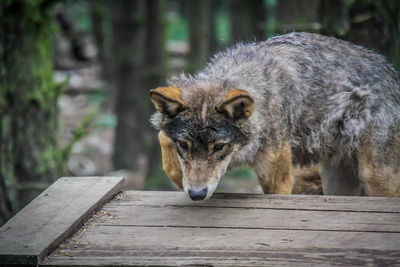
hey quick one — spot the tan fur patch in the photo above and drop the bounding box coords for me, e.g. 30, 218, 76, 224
150, 86, 186, 114
292, 165, 322, 195
158, 131, 183, 189
152, 86, 183, 102
251, 141, 294, 194
225, 89, 250, 100
358, 143, 400, 197
218, 89, 254, 118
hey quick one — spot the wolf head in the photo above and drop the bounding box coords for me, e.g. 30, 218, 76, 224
150, 86, 254, 200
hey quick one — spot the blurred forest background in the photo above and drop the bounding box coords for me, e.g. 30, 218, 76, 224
1, 0, 399, 225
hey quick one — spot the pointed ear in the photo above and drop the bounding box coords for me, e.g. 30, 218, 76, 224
149, 86, 186, 117
217, 89, 254, 120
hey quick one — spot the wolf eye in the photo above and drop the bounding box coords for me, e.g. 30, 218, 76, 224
178, 141, 188, 150
213, 143, 225, 152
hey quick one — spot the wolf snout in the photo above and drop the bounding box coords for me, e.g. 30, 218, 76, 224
188, 188, 208, 201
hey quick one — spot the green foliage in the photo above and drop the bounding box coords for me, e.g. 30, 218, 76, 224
226, 167, 256, 180
165, 7, 232, 45
95, 113, 117, 128
62, 110, 98, 162
216, 10, 231, 46
166, 12, 188, 41
89, 90, 108, 106
265, 0, 276, 37
64, 0, 92, 33
145, 164, 176, 190
343, 0, 356, 8
0, 0, 61, 108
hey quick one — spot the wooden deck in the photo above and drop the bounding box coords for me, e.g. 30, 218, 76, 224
1, 177, 400, 266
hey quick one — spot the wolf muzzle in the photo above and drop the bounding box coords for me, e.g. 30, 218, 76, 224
188, 187, 208, 201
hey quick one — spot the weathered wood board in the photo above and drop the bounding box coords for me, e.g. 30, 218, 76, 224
42, 191, 400, 266
0, 176, 124, 265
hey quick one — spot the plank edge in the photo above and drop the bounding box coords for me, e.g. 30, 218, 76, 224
0, 176, 125, 265
38, 176, 125, 261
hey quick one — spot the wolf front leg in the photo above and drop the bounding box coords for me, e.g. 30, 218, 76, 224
158, 131, 183, 189
357, 140, 400, 197
251, 141, 294, 194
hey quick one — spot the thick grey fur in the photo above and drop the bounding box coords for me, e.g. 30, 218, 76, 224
152, 32, 400, 195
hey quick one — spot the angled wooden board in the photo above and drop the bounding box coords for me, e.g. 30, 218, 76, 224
42, 191, 400, 266
0, 176, 124, 265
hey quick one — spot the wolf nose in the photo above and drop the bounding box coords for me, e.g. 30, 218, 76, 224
188, 188, 208, 201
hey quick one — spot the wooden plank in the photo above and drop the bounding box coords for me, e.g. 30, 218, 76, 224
41, 226, 400, 266
119, 191, 400, 213
0, 176, 124, 265
98, 205, 400, 233
41, 191, 400, 266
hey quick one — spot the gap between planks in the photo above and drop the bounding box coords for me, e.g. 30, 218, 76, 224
95, 224, 400, 234
106, 203, 400, 214
114, 191, 400, 213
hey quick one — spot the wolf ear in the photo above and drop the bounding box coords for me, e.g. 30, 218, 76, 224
217, 89, 254, 120
149, 86, 186, 117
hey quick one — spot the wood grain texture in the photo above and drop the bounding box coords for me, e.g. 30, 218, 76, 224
98, 205, 400, 232
0, 176, 124, 265
42, 191, 400, 266
42, 227, 400, 266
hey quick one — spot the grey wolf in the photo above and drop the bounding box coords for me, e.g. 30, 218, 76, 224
150, 32, 400, 201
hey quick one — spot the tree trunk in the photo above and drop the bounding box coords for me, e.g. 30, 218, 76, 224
319, 0, 347, 37
112, 1, 148, 174
90, 1, 106, 77
250, 0, 267, 41
0, 0, 62, 221
186, 0, 211, 73
346, 0, 400, 69
229, 0, 267, 43
208, 1, 218, 57
319, 0, 400, 69
229, 0, 253, 43
0, 178, 12, 225
143, 0, 168, 185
